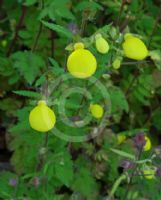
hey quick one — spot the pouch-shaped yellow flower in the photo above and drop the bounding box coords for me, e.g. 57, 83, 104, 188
89, 104, 104, 119
95, 34, 109, 54
29, 100, 56, 132
67, 42, 97, 79
143, 136, 151, 151
117, 133, 126, 144
143, 169, 155, 180
122, 34, 148, 60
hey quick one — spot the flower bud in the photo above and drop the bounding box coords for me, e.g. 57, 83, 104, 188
133, 133, 146, 150
89, 104, 104, 119
143, 169, 155, 180
9, 178, 18, 187
112, 57, 122, 69
67, 23, 78, 34
120, 159, 134, 170
31, 176, 40, 187
143, 136, 151, 151
95, 33, 109, 54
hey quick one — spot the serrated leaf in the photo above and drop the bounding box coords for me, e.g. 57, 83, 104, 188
109, 86, 129, 113
11, 51, 45, 85
135, 86, 151, 97
35, 75, 46, 87
42, 21, 73, 38
54, 152, 73, 186
49, 57, 64, 75
75, 1, 103, 12
72, 168, 97, 198
49, 0, 75, 20
133, 89, 150, 105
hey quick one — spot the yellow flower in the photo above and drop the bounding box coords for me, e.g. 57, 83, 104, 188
143, 169, 155, 180
67, 42, 97, 79
117, 133, 126, 144
112, 58, 122, 69
95, 33, 109, 54
143, 136, 151, 151
89, 104, 104, 119
29, 100, 56, 132
122, 33, 148, 60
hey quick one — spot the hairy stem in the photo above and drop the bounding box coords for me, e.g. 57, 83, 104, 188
125, 72, 138, 97
32, 23, 43, 52
109, 173, 127, 199
122, 148, 143, 200
116, 0, 126, 27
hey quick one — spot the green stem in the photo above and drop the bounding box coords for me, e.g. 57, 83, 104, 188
109, 173, 127, 199
122, 148, 143, 200
116, 0, 126, 27
80, 11, 88, 36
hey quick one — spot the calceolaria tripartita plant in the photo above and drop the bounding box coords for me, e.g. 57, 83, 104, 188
0, 0, 161, 199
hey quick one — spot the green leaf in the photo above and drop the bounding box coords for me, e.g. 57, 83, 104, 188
133, 74, 154, 105
110, 148, 135, 160
109, 86, 129, 113
19, 30, 31, 39
13, 90, 41, 98
54, 152, 74, 186
23, 0, 37, 6
11, 51, 45, 85
49, 57, 64, 75
35, 74, 46, 87
0, 56, 14, 77
72, 168, 97, 198
0, 172, 17, 198
49, 0, 75, 20
75, 1, 103, 12
42, 21, 73, 38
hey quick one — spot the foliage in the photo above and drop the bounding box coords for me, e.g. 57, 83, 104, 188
0, 0, 161, 199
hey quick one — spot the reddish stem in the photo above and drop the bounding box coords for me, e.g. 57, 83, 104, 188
7, 6, 27, 57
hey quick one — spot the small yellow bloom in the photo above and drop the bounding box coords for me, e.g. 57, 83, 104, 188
89, 104, 104, 119
122, 33, 148, 60
67, 42, 97, 79
95, 34, 109, 54
112, 58, 122, 69
143, 136, 151, 151
143, 169, 155, 180
29, 100, 56, 132
117, 133, 126, 144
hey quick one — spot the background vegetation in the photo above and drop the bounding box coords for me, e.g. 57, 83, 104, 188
0, 0, 161, 199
